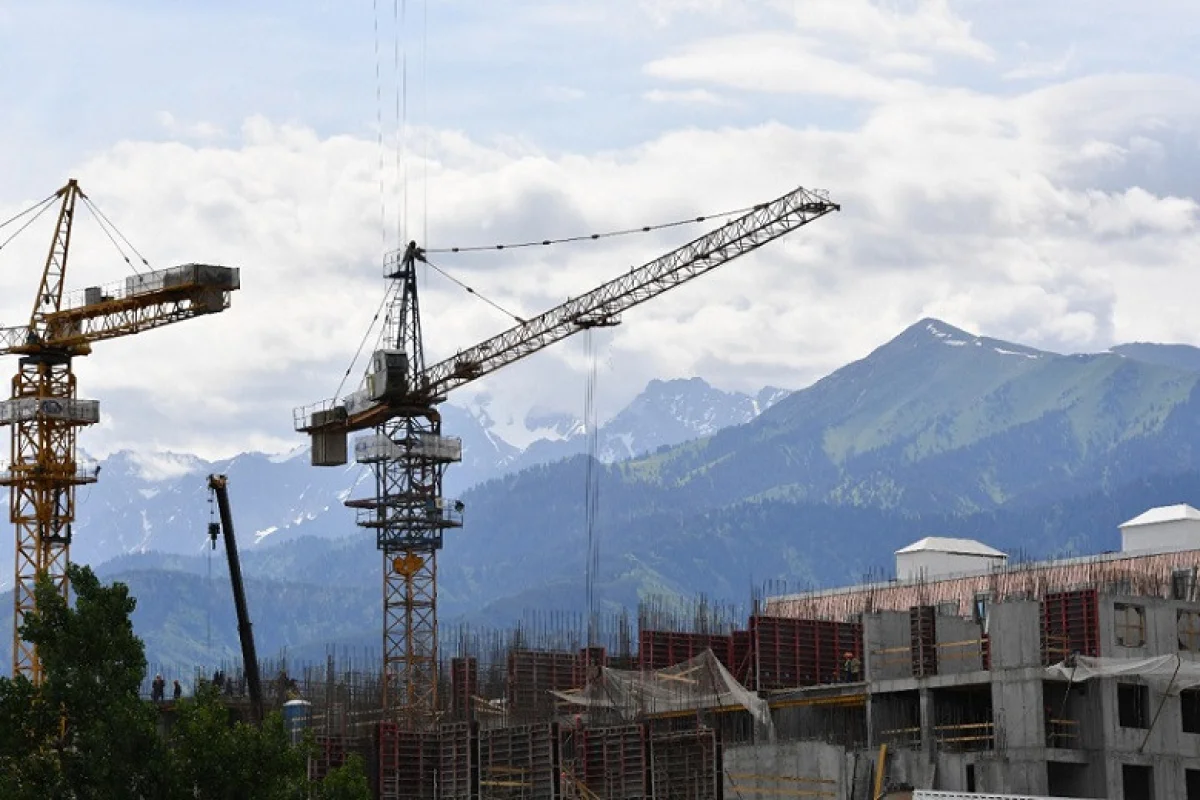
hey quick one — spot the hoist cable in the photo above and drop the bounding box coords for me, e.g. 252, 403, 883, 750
373, 0, 388, 255
422, 0, 429, 249
424, 201, 764, 254
422, 256, 525, 324
583, 329, 601, 646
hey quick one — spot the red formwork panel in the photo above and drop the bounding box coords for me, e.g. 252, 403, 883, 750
439, 721, 478, 800
637, 629, 734, 671
378, 723, 399, 800
576, 646, 608, 685
479, 722, 561, 800
309, 733, 347, 782
649, 729, 722, 800
451, 657, 479, 721
910, 605, 938, 678
728, 630, 754, 687
393, 727, 440, 800
1041, 589, 1100, 666
506, 649, 580, 715
750, 616, 864, 690
561, 723, 650, 800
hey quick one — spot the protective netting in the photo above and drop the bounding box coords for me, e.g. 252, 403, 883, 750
1046, 654, 1200, 694
551, 649, 775, 738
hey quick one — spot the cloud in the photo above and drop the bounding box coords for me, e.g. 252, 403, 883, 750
0, 2, 1198, 462
642, 89, 730, 106
1004, 46, 1076, 80
155, 111, 225, 141
774, 0, 994, 62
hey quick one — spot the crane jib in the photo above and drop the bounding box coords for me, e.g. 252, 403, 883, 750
294, 184, 838, 440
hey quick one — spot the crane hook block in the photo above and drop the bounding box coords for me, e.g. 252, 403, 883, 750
208, 521, 220, 548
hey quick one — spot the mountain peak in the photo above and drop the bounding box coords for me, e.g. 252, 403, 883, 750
894, 317, 1047, 360
912, 317, 975, 343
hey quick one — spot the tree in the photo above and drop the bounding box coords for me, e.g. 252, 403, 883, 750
0, 565, 372, 798
313, 755, 372, 800
166, 683, 309, 799
0, 564, 170, 798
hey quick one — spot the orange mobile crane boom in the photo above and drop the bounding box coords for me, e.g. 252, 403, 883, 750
295, 185, 838, 728
0, 179, 241, 682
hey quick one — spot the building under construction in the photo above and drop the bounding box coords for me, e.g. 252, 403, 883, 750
215, 502, 1200, 799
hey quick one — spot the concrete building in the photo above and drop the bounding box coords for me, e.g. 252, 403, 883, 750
735, 503, 1200, 800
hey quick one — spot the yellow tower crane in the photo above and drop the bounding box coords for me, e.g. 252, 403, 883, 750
296, 185, 839, 729
0, 179, 241, 682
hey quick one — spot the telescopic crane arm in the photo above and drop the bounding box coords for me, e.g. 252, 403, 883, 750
207, 474, 265, 726
295, 185, 839, 442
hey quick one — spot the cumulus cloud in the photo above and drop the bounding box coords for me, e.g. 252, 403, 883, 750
0, 1, 1198, 461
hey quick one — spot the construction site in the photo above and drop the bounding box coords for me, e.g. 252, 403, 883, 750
157, 502, 1196, 800
6, 177, 1200, 800
0, 37, 1192, 800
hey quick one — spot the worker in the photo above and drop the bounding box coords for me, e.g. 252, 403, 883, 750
151, 673, 165, 703
173, 679, 182, 701
842, 652, 861, 682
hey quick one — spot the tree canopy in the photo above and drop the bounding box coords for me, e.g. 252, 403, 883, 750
0, 564, 369, 799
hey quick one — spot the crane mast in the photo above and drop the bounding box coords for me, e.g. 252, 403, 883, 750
0, 179, 240, 682
296, 184, 839, 728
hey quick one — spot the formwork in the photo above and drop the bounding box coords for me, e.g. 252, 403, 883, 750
577, 646, 608, 680
638, 629, 732, 671
649, 729, 722, 800
479, 722, 561, 799
507, 650, 579, 716
567, 723, 649, 800
1040, 589, 1100, 665
750, 616, 863, 690
451, 657, 478, 721
728, 631, 754, 685
910, 606, 938, 678
439, 722, 478, 800
377, 722, 440, 800
309, 733, 348, 781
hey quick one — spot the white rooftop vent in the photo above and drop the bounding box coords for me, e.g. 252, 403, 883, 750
895, 536, 1007, 581
1119, 504, 1200, 554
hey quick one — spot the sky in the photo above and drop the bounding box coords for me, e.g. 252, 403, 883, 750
0, 0, 1198, 460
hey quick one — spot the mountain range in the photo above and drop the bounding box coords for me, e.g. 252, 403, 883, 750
6, 317, 1200, 673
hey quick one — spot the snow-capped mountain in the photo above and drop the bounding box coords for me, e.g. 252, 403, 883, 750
0, 377, 789, 587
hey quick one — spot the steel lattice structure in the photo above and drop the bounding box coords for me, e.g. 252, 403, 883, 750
296, 184, 840, 727
0, 180, 240, 682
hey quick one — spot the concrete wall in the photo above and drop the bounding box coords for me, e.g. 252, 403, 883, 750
896, 551, 1005, 581
722, 741, 873, 800
988, 600, 1041, 670
1122, 518, 1200, 554
866, 611, 914, 681
933, 615, 986, 675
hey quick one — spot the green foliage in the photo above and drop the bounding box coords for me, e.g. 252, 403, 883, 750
166, 684, 309, 799
312, 754, 372, 800
0, 563, 170, 799
0, 565, 371, 799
